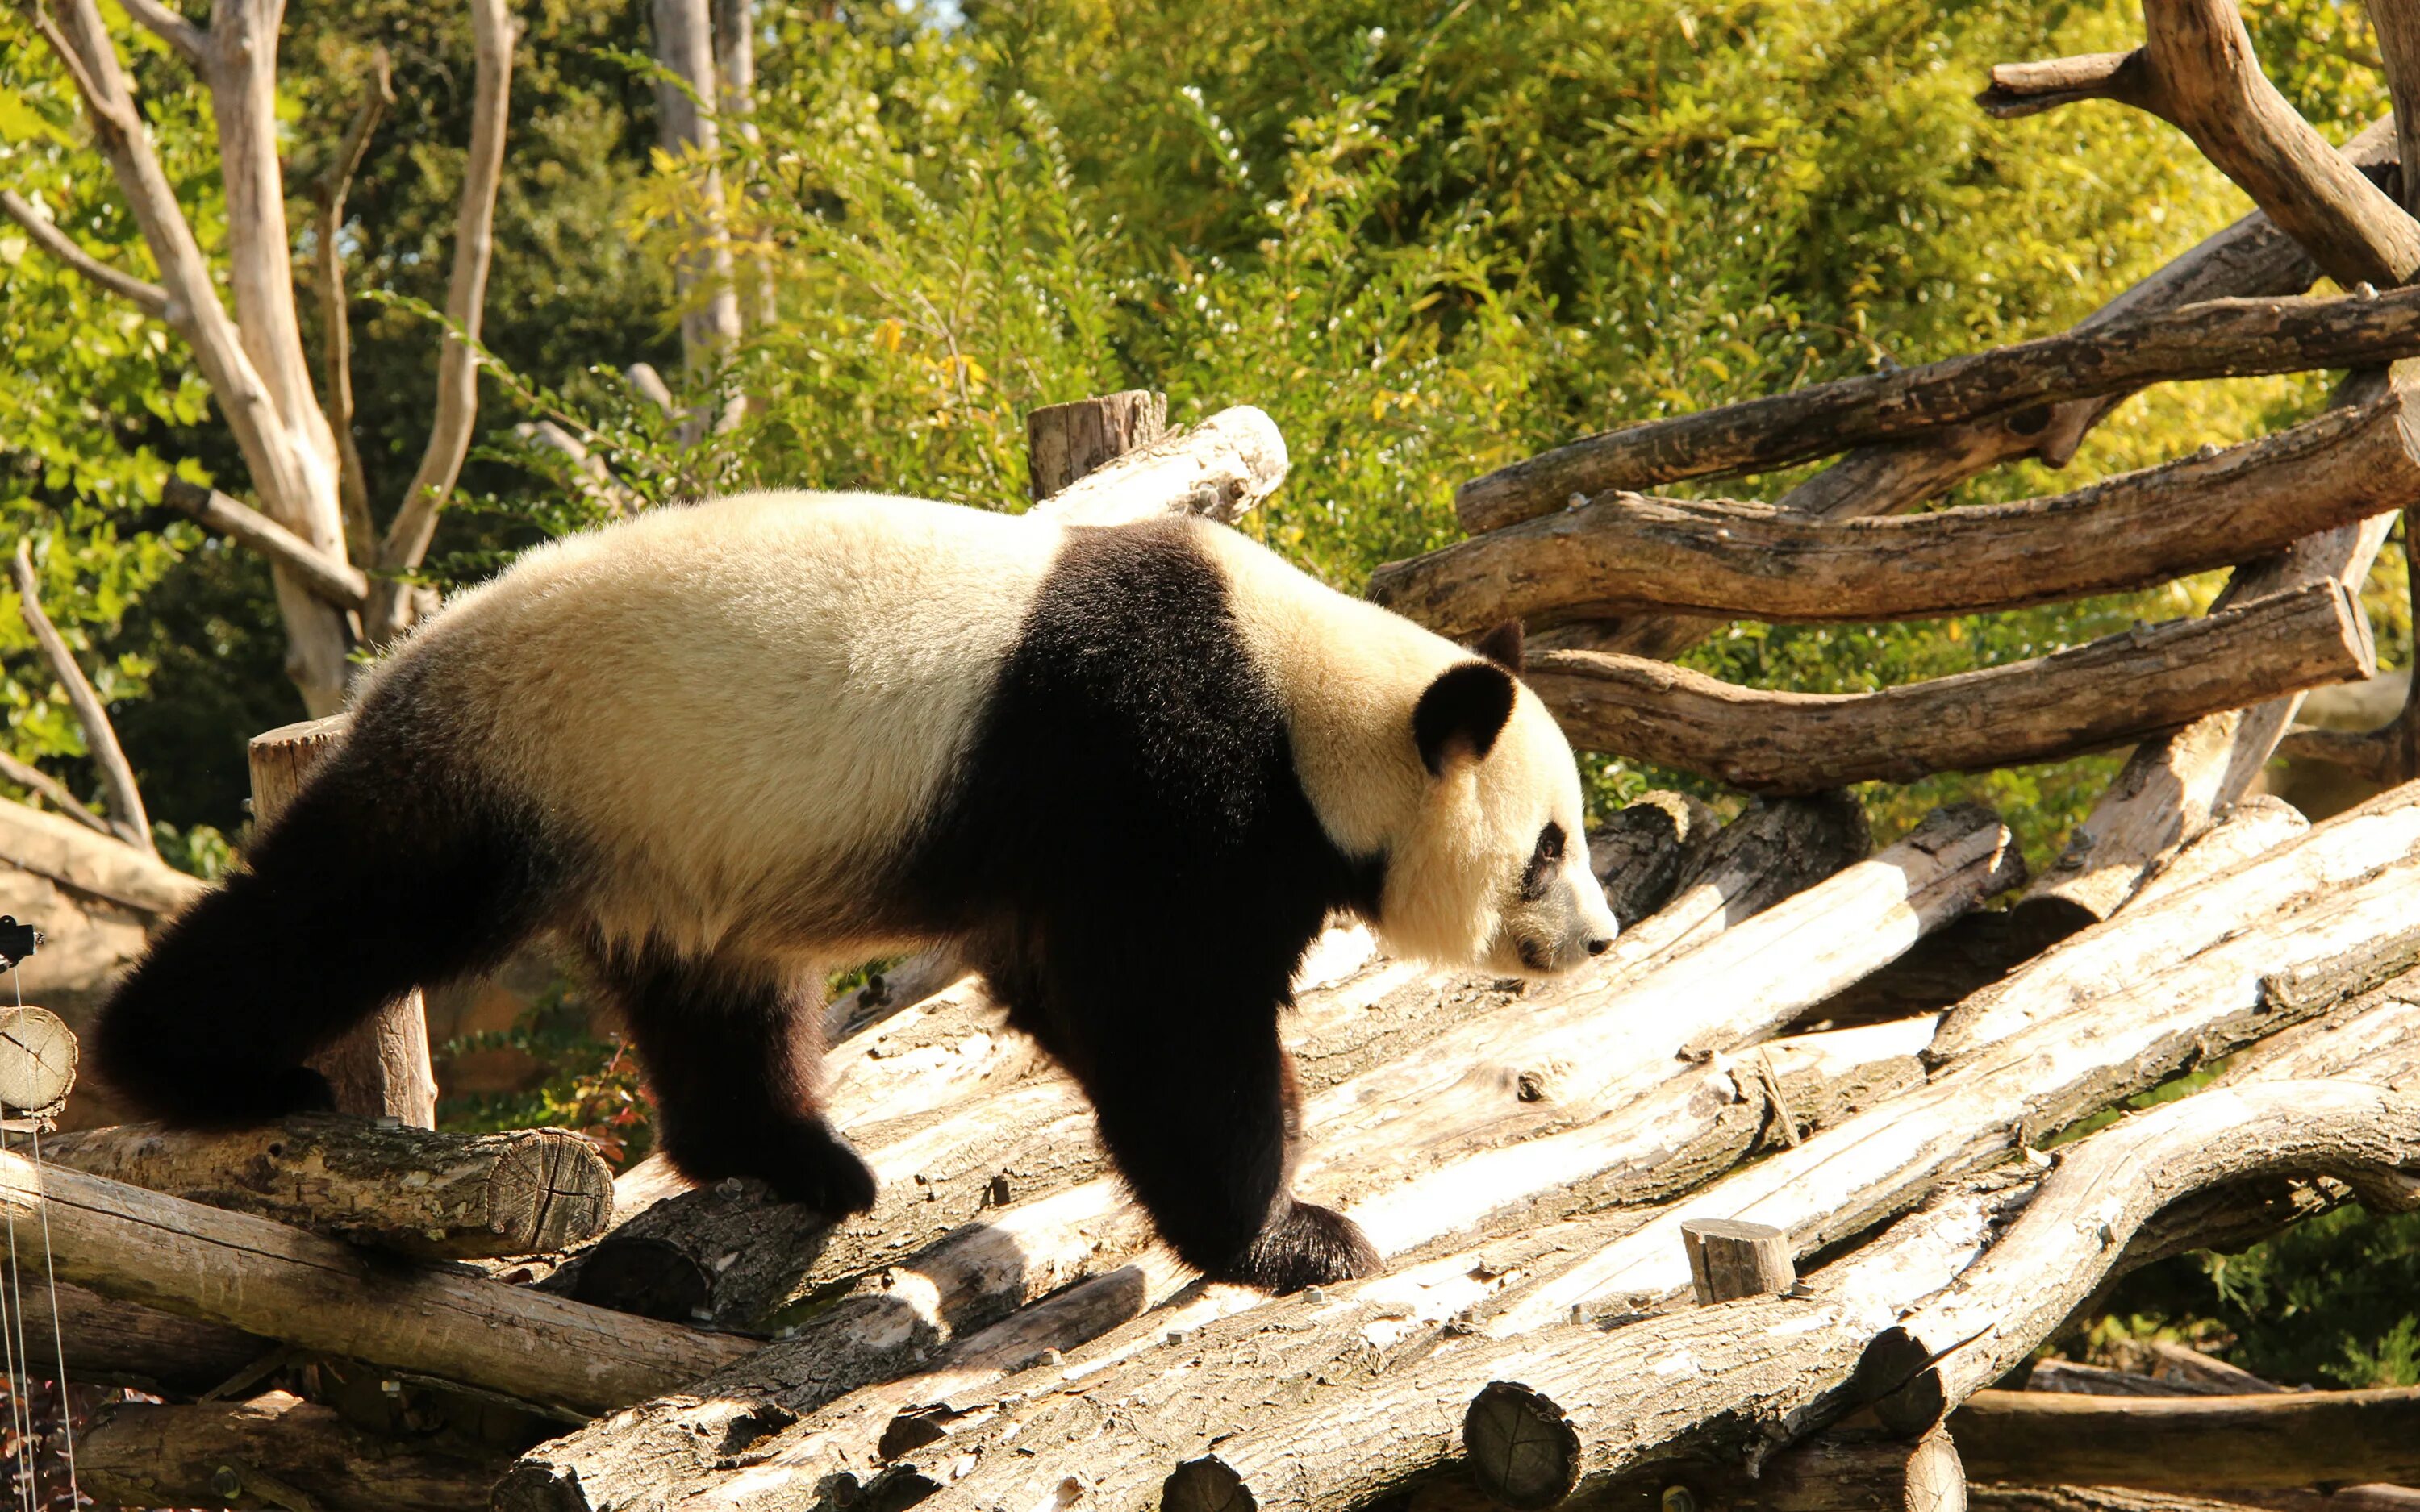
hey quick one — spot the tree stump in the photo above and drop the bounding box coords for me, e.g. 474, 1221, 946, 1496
1028, 390, 1168, 500
249, 716, 437, 1127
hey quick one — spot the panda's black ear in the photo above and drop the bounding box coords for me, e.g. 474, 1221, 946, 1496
1414, 661, 1517, 776
1472, 619, 1525, 673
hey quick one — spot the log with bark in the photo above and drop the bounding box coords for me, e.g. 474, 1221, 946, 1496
79, 1389, 509, 1512
19, 1278, 272, 1396
1379, 394, 2420, 637
1948, 1387, 2420, 1492
44, 1114, 615, 1259
0, 1148, 750, 1416
1450, 286, 2420, 534
1526, 581, 2373, 793
0, 1003, 77, 1120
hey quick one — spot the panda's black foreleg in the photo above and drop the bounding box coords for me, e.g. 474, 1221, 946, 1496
587, 944, 876, 1215
1069, 989, 1378, 1293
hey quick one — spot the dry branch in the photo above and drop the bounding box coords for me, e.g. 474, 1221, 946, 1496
0, 793, 206, 915
1992, 2, 2420, 292
311, 48, 395, 560
1452, 286, 2420, 531
1383, 394, 2420, 635
46, 1114, 614, 1259
12, 539, 154, 853
0, 749, 110, 836
0, 1148, 751, 1416
81, 1390, 507, 1512
1852, 1081, 2420, 1435
0, 188, 167, 314
159, 477, 370, 611
1951, 1386, 2420, 1491
1529, 581, 2372, 792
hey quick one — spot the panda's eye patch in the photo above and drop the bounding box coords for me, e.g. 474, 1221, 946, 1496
1521, 823, 1567, 900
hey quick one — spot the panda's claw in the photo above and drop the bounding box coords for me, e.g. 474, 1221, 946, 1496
762, 1119, 878, 1216
1229, 1201, 1381, 1293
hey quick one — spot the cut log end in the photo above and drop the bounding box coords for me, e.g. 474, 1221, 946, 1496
1679, 1216, 1795, 1303
1028, 390, 1168, 500
1463, 1381, 1583, 1511
490, 1128, 617, 1252
1855, 1325, 1955, 1436
1164, 1455, 1258, 1512
0, 1005, 77, 1118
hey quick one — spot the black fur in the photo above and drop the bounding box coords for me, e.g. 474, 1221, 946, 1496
91, 514, 1398, 1292
1412, 660, 1516, 775
1472, 619, 1525, 672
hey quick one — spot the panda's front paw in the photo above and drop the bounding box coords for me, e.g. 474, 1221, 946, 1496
763, 1118, 878, 1216
1229, 1202, 1381, 1293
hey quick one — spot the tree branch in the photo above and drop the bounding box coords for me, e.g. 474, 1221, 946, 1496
1990, 0, 2420, 291
157, 478, 369, 611
369, 0, 516, 643
0, 750, 110, 837
0, 188, 168, 315
115, 0, 206, 69
312, 47, 393, 564
9, 539, 155, 855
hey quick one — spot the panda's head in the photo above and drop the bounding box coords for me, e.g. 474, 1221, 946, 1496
1377, 622, 1620, 978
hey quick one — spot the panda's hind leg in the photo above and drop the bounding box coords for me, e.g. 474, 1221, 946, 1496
587, 943, 875, 1214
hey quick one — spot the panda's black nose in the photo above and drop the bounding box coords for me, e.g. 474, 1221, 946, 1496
1586, 936, 1613, 956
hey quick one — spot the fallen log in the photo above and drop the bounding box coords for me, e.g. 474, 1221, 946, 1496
44, 1114, 615, 1259
0, 1148, 752, 1416
1450, 286, 2420, 535
1949, 1387, 2420, 1492
80, 1389, 507, 1512
0, 793, 208, 915
1381, 394, 2420, 637
1528, 581, 2373, 793
19, 1278, 271, 1396
556, 794, 1861, 1329
1852, 1082, 2420, 1436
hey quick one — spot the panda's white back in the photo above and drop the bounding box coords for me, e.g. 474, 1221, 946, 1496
362, 490, 1065, 957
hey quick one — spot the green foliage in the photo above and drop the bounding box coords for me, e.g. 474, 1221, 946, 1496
437, 980, 657, 1168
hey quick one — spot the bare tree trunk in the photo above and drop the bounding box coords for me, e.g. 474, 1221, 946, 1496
654, 0, 745, 435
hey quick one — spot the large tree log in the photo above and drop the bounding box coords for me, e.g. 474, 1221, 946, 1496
0, 793, 207, 915
80, 1389, 507, 1512
1852, 1082, 2420, 1436
44, 1114, 614, 1259
1949, 1387, 2420, 1492
1026, 392, 1169, 501
20, 1278, 271, 1396
559, 796, 1862, 1327
1383, 394, 2420, 636
1529, 581, 2373, 793
1450, 288, 2420, 532
0, 1003, 76, 1120
0, 1148, 751, 1416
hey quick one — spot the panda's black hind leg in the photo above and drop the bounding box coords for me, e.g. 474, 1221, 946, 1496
591, 945, 875, 1215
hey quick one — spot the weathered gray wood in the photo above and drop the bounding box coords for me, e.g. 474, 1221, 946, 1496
251, 716, 438, 1127
0, 1004, 76, 1119
1028, 391, 1168, 500
81, 1389, 507, 1512
1588, 791, 1720, 928
1451, 288, 2420, 531
1385, 394, 2420, 635
1530, 581, 2372, 792
45, 1113, 614, 1258
1854, 1082, 2420, 1436
1950, 1385, 2420, 1490
0, 1147, 753, 1416
1680, 1217, 1795, 1304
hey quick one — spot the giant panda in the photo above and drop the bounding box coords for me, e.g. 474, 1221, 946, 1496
92, 491, 1620, 1293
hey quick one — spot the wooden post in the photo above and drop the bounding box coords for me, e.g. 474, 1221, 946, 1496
1027, 390, 1167, 501
1680, 1216, 1796, 1303
248, 715, 437, 1127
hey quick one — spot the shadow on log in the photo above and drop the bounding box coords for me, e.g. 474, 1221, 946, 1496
80, 1390, 507, 1512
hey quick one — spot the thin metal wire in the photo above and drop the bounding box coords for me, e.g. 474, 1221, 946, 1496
0, 1100, 32, 1512
21, 963, 76, 1511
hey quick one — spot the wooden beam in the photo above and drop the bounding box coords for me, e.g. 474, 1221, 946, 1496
0, 1148, 752, 1417
1386, 394, 2420, 635
1950, 1386, 2420, 1491
1528, 581, 2372, 793
81, 1390, 507, 1512
46, 1114, 615, 1259
1453, 286, 2420, 531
